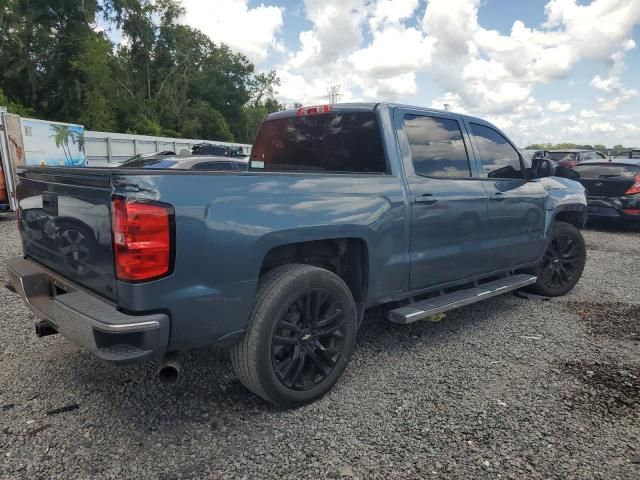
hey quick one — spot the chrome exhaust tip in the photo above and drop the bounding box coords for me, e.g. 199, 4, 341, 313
158, 352, 182, 384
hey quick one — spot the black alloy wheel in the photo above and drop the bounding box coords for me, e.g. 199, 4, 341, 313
271, 289, 346, 391
526, 221, 586, 297
538, 234, 581, 290
231, 264, 357, 406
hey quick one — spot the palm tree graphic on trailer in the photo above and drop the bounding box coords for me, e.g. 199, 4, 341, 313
49, 125, 85, 166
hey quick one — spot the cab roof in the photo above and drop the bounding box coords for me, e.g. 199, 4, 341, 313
265, 101, 501, 124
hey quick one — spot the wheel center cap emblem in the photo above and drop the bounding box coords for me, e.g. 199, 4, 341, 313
301, 333, 312, 342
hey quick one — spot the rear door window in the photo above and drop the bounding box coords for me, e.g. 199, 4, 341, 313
469, 123, 523, 179
250, 112, 388, 173
403, 115, 471, 178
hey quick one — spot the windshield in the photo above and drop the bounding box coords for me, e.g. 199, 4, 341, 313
573, 163, 640, 178
548, 152, 577, 162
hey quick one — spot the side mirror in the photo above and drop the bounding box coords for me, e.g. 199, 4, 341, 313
531, 158, 556, 178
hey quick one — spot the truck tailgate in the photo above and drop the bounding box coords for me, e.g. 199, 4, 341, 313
16, 169, 117, 301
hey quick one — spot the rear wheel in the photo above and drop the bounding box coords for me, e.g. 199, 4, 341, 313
526, 221, 586, 296
230, 264, 357, 406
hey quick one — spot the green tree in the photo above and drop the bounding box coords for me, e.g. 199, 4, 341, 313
71, 35, 118, 131
128, 116, 162, 136
238, 99, 283, 144
249, 71, 281, 107
0, 0, 282, 144
0, 88, 34, 116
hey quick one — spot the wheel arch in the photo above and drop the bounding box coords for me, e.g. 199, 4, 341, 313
553, 206, 587, 229
258, 236, 370, 307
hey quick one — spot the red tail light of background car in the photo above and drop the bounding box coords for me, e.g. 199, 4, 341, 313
624, 174, 640, 196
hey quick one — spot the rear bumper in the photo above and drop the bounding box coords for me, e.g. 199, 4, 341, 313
586, 195, 640, 222
5, 256, 170, 364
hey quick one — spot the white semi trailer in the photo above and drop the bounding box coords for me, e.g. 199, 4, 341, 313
0, 109, 251, 211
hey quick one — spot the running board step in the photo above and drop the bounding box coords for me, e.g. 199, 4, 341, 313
388, 274, 537, 325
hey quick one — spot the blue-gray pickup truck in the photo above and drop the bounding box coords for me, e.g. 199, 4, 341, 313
6, 103, 587, 406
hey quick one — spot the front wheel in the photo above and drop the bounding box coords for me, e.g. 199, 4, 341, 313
230, 264, 358, 406
526, 221, 586, 296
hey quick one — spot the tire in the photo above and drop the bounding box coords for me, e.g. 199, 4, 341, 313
526, 221, 586, 297
230, 264, 358, 406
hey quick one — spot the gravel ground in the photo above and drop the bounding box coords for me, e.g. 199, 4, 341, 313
1, 214, 639, 479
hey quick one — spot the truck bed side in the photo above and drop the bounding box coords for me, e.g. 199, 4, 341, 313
110, 170, 407, 350
16, 167, 407, 352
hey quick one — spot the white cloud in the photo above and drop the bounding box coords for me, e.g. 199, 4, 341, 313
293, 0, 369, 65
579, 109, 600, 118
547, 101, 571, 113
263, 0, 640, 144
430, 92, 466, 113
588, 41, 639, 113
370, 0, 420, 30
348, 26, 434, 76
362, 72, 418, 99
590, 122, 616, 133
181, 0, 283, 63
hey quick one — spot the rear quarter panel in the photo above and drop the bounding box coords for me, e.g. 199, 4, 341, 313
111, 171, 407, 351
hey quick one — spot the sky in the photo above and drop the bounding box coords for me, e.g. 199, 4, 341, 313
177, 0, 640, 147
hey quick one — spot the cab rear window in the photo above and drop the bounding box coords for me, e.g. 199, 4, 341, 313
249, 112, 388, 173
574, 163, 640, 178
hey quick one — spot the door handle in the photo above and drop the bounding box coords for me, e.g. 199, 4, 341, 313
414, 194, 438, 205
490, 193, 506, 202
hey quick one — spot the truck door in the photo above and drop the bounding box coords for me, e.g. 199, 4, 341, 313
464, 121, 547, 270
394, 109, 489, 291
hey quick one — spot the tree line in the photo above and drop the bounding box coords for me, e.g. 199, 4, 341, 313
525, 143, 637, 156
0, 0, 282, 144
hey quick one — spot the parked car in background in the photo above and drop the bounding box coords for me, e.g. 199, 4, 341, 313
122, 151, 176, 164
6, 102, 587, 407
573, 158, 640, 224
548, 149, 608, 168
613, 149, 640, 160
524, 149, 549, 160
191, 143, 245, 158
119, 155, 248, 171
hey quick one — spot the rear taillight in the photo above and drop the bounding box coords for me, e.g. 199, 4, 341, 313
624, 174, 640, 195
111, 196, 174, 282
